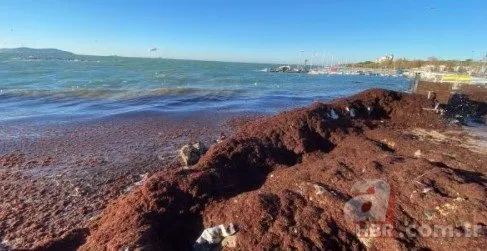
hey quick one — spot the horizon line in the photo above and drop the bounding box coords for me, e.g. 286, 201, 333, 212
1, 46, 483, 65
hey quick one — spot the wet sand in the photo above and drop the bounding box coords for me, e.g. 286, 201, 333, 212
1, 89, 487, 250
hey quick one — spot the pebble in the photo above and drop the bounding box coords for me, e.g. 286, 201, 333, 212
221, 235, 237, 248
422, 187, 433, 194
424, 210, 435, 220
313, 184, 326, 195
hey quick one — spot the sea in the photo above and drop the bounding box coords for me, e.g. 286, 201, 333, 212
0, 53, 410, 123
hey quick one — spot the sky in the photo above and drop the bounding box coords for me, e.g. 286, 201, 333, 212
0, 0, 486, 63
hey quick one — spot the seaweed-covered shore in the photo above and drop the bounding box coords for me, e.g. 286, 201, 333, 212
2, 89, 487, 250
79, 89, 486, 250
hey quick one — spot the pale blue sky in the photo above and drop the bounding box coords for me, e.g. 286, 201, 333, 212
0, 0, 486, 63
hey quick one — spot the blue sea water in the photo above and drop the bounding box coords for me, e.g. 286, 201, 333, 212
0, 55, 410, 122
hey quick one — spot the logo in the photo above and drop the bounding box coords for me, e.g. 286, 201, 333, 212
343, 179, 484, 239
344, 179, 392, 223
344, 179, 395, 238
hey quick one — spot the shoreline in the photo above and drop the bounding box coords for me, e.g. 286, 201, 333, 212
1, 89, 486, 250
0, 110, 258, 249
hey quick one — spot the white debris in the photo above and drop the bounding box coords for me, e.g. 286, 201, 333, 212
414, 149, 422, 158
345, 106, 356, 118
350, 108, 356, 118
328, 109, 339, 120
434, 101, 440, 111
367, 106, 373, 116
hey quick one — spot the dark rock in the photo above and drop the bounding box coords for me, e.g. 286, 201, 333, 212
179, 144, 201, 166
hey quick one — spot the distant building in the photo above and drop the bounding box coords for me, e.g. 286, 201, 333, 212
375, 54, 394, 63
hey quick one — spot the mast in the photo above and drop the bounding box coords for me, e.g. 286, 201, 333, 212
299, 50, 304, 70
321, 51, 326, 69
310, 51, 316, 70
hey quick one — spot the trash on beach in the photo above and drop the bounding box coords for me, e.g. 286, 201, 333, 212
345, 106, 356, 118
194, 223, 238, 250
328, 109, 339, 120
367, 106, 373, 116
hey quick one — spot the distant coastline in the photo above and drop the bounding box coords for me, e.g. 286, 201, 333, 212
2, 47, 485, 67
0, 47, 279, 65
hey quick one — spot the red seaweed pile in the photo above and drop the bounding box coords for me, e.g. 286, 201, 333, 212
39, 89, 487, 250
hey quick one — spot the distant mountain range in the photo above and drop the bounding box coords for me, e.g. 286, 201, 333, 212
0, 47, 77, 60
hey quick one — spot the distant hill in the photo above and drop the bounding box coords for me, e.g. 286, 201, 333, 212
0, 47, 77, 60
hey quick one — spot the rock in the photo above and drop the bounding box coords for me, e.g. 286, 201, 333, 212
382, 139, 396, 149
422, 187, 433, 194
194, 223, 238, 251
424, 210, 435, 220
179, 144, 201, 166
221, 235, 237, 248
192, 141, 207, 155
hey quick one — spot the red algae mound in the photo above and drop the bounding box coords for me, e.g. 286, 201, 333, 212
70, 89, 485, 250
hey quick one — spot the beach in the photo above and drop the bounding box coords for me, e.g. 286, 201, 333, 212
2, 0, 487, 249
0, 110, 252, 249
1, 88, 485, 250
0, 54, 486, 250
